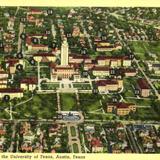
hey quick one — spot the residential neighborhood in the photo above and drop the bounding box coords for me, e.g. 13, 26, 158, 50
0, 7, 160, 153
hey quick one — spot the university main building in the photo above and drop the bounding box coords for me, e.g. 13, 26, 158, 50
50, 38, 80, 80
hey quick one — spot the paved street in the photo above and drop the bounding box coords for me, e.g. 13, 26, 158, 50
8, 121, 17, 152
17, 22, 24, 53
56, 91, 61, 111
125, 127, 141, 153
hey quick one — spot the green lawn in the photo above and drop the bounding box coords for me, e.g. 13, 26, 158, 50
70, 126, 76, 137
154, 82, 160, 90
125, 98, 152, 106
123, 78, 136, 98
72, 143, 79, 153
41, 83, 60, 90
86, 112, 114, 120
73, 83, 91, 90
0, 111, 10, 119
40, 67, 51, 79
131, 41, 151, 60
12, 93, 57, 119
79, 93, 102, 112
135, 107, 160, 120
0, 99, 21, 119
147, 41, 160, 56
25, 67, 38, 77
25, 25, 47, 34
61, 93, 77, 111
88, 101, 101, 111
131, 41, 160, 60
131, 41, 147, 54
40, 62, 50, 67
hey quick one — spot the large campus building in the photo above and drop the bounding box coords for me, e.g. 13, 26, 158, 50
0, 88, 23, 99
51, 38, 80, 79
96, 79, 123, 93
107, 102, 136, 116
137, 78, 150, 97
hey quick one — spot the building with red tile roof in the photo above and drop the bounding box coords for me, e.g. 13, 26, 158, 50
137, 78, 150, 97
51, 65, 79, 79
91, 66, 110, 77
90, 137, 103, 153
69, 54, 92, 64
0, 68, 8, 88
29, 44, 49, 51
33, 52, 56, 62
27, 8, 43, 15
0, 129, 6, 136
95, 41, 122, 52
21, 144, 33, 152
96, 55, 131, 67
107, 102, 136, 116
0, 70, 8, 81
5, 58, 24, 74
120, 68, 137, 77
20, 77, 38, 91
26, 34, 48, 51
96, 79, 123, 93
0, 88, 23, 99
